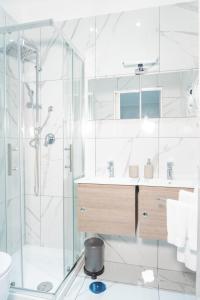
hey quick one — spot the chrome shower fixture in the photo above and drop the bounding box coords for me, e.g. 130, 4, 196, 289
122, 58, 159, 75
0, 19, 54, 34
44, 133, 56, 147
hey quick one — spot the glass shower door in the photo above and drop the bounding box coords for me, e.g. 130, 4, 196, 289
0, 29, 6, 253
63, 47, 85, 276
2, 30, 23, 288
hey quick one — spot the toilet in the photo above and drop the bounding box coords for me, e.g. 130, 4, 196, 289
0, 252, 12, 300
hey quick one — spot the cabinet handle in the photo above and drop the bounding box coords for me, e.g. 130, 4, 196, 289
142, 211, 148, 217
80, 207, 86, 212
157, 197, 166, 202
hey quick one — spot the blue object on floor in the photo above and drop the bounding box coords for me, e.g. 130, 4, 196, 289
89, 281, 106, 294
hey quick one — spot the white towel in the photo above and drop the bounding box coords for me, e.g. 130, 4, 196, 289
176, 190, 197, 271
188, 204, 198, 251
177, 244, 197, 272
179, 189, 197, 205
167, 199, 188, 248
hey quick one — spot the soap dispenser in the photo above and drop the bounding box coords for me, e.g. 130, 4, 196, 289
144, 158, 154, 179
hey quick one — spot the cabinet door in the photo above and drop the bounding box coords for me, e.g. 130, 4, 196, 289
139, 187, 180, 240
78, 184, 136, 236
139, 186, 193, 240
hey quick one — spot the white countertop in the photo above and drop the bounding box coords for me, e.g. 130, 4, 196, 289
139, 178, 196, 188
74, 177, 196, 188
74, 177, 139, 186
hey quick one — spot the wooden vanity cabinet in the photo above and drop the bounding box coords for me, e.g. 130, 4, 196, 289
77, 184, 136, 236
138, 186, 194, 240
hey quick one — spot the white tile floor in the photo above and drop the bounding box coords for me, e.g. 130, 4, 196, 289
65, 276, 196, 300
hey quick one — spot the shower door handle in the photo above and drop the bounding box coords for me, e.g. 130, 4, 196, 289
8, 143, 18, 176
8, 143, 12, 176
64, 144, 72, 172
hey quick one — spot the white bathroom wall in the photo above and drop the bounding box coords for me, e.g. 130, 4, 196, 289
0, 0, 195, 23
60, 2, 198, 79
78, 2, 199, 293
84, 117, 199, 293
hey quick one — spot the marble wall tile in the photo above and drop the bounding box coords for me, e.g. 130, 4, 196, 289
159, 118, 200, 138
40, 26, 64, 81
41, 195, 63, 248
159, 138, 200, 180
7, 196, 22, 254
61, 17, 96, 79
6, 77, 19, 138
40, 80, 64, 139
84, 139, 96, 177
25, 194, 41, 246
160, 5, 198, 71
95, 138, 133, 177
95, 9, 159, 77
22, 82, 37, 139
158, 269, 196, 294
159, 289, 196, 300
80, 261, 158, 288
162, 98, 187, 118
158, 241, 191, 272
24, 138, 37, 196
95, 119, 159, 139
41, 138, 63, 197
99, 235, 158, 268
132, 138, 159, 178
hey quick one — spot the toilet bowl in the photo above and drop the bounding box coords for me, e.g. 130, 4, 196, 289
0, 252, 12, 300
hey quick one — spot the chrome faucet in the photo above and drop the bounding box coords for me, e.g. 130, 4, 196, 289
167, 162, 174, 180
107, 161, 114, 177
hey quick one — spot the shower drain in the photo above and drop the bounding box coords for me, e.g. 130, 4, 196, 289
37, 281, 53, 292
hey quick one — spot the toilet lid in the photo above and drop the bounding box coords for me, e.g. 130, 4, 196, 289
0, 252, 12, 277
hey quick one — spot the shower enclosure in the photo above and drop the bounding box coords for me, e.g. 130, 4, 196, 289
0, 19, 85, 296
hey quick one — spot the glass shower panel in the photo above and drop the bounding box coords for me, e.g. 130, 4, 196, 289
63, 45, 74, 275
0, 31, 6, 253
72, 53, 85, 261
4, 31, 23, 288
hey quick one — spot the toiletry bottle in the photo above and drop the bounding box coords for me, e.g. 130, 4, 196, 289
144, 158, 153, 179
129, 165, 139, 178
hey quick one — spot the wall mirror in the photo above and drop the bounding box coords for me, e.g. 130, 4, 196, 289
88, 69, 199, 120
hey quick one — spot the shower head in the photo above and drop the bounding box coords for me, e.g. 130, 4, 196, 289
0, 39, 37, 63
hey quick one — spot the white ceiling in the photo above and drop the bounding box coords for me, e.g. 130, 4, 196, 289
1, 0, 196, 23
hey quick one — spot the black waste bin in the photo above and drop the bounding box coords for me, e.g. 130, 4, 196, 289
84, 237, 105, 279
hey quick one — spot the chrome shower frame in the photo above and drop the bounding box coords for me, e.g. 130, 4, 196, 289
0, 19, 53, 34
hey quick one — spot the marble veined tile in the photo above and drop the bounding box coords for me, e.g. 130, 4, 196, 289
79, 261, 158, 288
95, 9, 159, 77
40, 25, 64, 81
95, 138, 133, 177
41, 195, 63, 248
65, 277, 159, 300
159, 289, 196, 300
25, 194, 41, 246
99, 235, 158, 268
159, 138, 200, 181
158, 269, 196, 294
160, 5, 198, 71
95, 119, 159, 138
40, 80, 64, 139
40, 138, 63, 197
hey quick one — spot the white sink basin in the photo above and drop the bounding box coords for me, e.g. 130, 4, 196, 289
139, 178, 196, 188
74, 177, 139, 185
